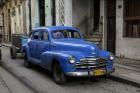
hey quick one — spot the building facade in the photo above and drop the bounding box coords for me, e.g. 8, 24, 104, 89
0, 0, 140, 60
58, 0, 140, 60
116, 0, 140, 60
0, 0, 29, 42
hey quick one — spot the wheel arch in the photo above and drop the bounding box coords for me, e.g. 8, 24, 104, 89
51, 58, 61, 71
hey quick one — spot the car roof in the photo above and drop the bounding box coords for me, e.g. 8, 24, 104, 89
33, 26, 79, 32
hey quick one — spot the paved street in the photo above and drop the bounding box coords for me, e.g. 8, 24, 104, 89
0, 47, 140, 93
0, 66, 34, 93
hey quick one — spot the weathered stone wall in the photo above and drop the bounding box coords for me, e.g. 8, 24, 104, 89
0, 10, 3, 41
116, 0, 140, 60
72, 0, 90, 35
99, 0, 107, 50
31, 0, 39, 28
2, 0, 28, 42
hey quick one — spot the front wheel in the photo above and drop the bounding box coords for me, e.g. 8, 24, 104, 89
52, 62, 67, 85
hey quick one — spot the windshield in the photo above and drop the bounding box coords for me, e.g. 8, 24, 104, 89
52, 30, 81, 39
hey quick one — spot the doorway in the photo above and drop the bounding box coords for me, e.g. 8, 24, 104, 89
94, 0, 100, 32
39, 0, 45, 26
107, 0, 116, 54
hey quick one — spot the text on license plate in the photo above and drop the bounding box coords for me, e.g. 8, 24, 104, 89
94, 69, 105, 76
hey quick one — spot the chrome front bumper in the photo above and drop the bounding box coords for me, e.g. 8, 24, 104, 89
66, 68, 115, 77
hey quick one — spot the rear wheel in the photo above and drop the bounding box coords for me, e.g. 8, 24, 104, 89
10, 46, 17, 59
52, 62, 66, 85
24, 52, 32, 68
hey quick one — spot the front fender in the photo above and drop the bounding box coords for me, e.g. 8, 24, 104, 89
99, 50, 114, 70
99, 50, 110, 58
41, 51, 85, 73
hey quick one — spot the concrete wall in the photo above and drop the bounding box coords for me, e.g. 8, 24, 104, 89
0, 11, 3, 36
1, 0, 29, 42
100, 0, 107, 50
45, 0, 52, 26
31, 0, 39, 28
55, 0, 60, 26
25, 0, 30, 34
0, 11, 2, 26
65, 0, 72, 26
116, 0, 140, 60
2, 2, 11, 41
15, 6, 21, 34
31, 0, 52, 27
10, 1, 24, 34
72, 0, 89, 35
11, 7, 15, 34
55, 0, 72, 26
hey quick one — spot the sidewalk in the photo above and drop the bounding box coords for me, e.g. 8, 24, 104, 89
111, 58, 140, 88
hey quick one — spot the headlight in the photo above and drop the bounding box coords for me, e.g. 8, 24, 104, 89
110, 53, 115, 60
69, 56, 76, 64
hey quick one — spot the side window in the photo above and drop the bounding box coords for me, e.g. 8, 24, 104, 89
32, 31, 40, 40
40, 31, 49, 41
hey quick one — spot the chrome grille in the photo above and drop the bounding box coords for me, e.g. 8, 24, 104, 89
76, 57, 107, 69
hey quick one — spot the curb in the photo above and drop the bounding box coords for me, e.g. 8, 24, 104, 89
115, 63, 140, 73
109, 74, 140, 88
2, 44, 11, 48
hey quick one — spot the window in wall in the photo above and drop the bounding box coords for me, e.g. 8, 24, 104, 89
124, 0, 140, 38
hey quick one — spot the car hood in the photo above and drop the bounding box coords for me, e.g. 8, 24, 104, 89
52, 39, 100, 56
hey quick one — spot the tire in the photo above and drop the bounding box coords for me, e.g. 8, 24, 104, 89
24, 52, 32, 68
52, 62, 66, 85
10, 46, 17, 59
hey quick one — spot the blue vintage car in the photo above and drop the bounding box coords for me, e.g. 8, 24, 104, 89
23, 26, 115, 84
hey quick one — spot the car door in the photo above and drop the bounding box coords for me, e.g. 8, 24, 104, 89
36, 30, 50, 61
28, 31, 40, 60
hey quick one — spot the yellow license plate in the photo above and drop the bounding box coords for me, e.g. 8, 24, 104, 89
94, 69, 105, 76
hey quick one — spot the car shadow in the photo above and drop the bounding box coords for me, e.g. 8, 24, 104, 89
27, 63, 109, 86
